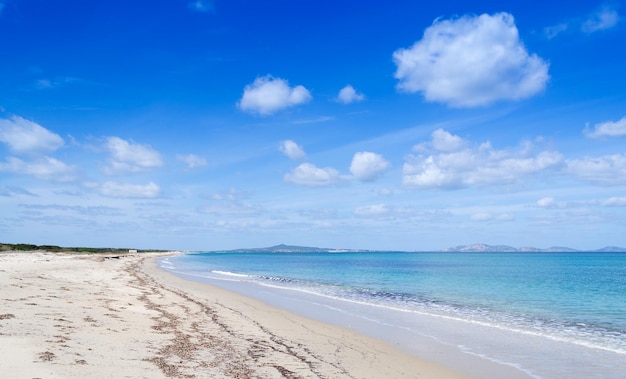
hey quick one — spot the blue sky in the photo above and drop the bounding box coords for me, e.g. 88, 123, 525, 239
1, 0, 625, 251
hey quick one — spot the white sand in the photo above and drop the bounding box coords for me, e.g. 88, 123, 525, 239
0, 251, 472, 378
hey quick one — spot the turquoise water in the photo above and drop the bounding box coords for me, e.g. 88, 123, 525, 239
158, 251, 626, 378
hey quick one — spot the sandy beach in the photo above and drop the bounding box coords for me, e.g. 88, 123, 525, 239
0, 251, 470, 379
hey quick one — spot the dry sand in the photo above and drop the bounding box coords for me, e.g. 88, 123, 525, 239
0, 251, 471, 378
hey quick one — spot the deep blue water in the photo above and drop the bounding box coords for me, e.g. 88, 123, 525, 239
158, 251, 626, 378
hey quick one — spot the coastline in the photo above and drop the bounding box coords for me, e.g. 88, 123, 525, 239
1, 251, 470, 378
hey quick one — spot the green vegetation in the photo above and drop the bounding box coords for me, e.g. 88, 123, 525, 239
0, 243, 164, 254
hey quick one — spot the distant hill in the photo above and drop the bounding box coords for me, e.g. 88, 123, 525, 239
593, 246, 626, 252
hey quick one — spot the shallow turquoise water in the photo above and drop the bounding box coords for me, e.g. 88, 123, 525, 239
159, 251, 626, 378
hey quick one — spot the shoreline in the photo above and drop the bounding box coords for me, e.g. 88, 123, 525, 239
153, 255, 541, 379
1, 251, 471, 378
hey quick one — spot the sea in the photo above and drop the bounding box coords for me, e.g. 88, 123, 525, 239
157, 251, 626, 379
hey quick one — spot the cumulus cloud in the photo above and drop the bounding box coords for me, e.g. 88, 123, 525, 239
284, 163, 341, 187
584, 116, 626, 138
403, 129, 563, 189
104, 137, 163, 174
413, 129, 466, 152
238, 75, 312, 115
393, 13, 549, 107
279, 140, 306, 160
177, 154, 207, 169
431, 128, 466, 152
565, 153, 626, 185
582, 5, 620, 33
0, 115, 64, 155
0, 156, 75, 181
100, 181, 160, 198
350, 152, 390, 181
337, 85, 365, 104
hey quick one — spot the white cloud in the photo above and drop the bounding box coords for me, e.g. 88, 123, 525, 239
238, 75, 312, 115
393, 13, 549, 107
543, 5, 620, 39
292, 116, 334, 125
603, 197, 626, 207
430, 128, 466, 152
535, 197, 570, 209
403, 129, 563, 189
284, 163, 340, 187
0, 156, 74, 181
544, 23, 568, 39
104, 137, 162, 174
584, 116, 626, 138
279, 140, 306, 160
100, 181, 160, 198
566, 153, 626, 185
534, 196, 626, 209
582, 5, 620, 33
177, 154, 207, 169
337, 85, 365, 104
0, 115, 64, 155
354, 204, 390, 217
536, 197, 557, 208
350, 152, 390, 181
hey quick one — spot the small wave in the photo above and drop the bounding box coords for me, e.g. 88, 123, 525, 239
157, 258, 175, 269
211, 270, 250, 278
240, 277, 626, 355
